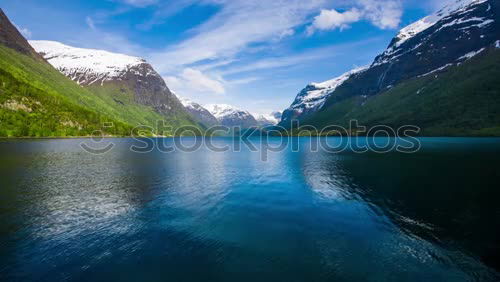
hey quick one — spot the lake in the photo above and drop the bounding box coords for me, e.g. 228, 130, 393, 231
1, 137, 499, 281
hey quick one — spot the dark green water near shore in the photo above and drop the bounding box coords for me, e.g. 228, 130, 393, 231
1, 138, 499, 281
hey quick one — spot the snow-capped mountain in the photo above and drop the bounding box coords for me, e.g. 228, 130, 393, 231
178, 97, 278, 128
374, 0, 492, 67
256, 112, 282, 127
280, 0, 499, 127
176, 96, 219, 127
280, 67, 367, 125
29, 40, 148, 85
29, 40, 187, 117
364, 0, 498, 85
205, 104, 258, 128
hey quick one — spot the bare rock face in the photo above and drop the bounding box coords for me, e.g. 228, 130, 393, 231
29, 40, 189, 118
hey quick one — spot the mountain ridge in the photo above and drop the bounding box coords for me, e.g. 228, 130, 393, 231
176, 95, 219, 127
30, 40, 191, 119
29, 40, 199, 132
204, 104, 259, 128
0, 10, 199, 137
279, 0, 500, 135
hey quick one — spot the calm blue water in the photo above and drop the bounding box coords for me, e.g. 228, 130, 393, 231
0, 137, 500, 281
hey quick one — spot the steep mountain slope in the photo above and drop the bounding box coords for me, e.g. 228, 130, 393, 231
281, 0, 500, 136
30, 40, 197, 131
280, 67, 367, 125
306, 48, 500, 136
205, 104, 258, 128
0, 9, 43, 60
177, 96, 219, 127
0, 9, 133, 137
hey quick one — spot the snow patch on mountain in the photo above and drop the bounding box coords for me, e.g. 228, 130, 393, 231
177, 96, 203, 111
29, 40, 151, 85
395, 0, 488, 47
279, 66, 369, 125
440, 17, 493, 32
419, 63, 454, 77
205, 104, 258, 127
374, 0, 490, 66
205, 104, 242, 119
457, 47, 486, 60
291, 66, 368, 111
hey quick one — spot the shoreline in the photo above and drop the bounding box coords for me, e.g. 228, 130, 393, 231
2, 135, 500, 140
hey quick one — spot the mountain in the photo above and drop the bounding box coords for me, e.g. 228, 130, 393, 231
1, 8, 199, 137
280, 0, 500, 136
29, 40, 197, 131
0, 9, 43, 60
176, 96, 219, 127
280, 67, 367, 126
256, 112, 282, 127
205, 104, 258, 128
1, 8, 135, 137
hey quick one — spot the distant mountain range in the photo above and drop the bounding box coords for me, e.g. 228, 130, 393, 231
1, 0, 499, 137
204, 104, 258, 128
9, 35, 278, 133
177, 95, 280, 129
30, 40, 197, 130
1, 7, 202, 137
280, 0, 500, 136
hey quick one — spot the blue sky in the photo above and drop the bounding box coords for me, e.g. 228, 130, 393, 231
2, 0, 448, 114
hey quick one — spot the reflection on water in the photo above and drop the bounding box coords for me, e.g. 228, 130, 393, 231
0, 137, 499, 281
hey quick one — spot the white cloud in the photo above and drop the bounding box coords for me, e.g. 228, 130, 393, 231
165, 68, 225, 95
307, 0, 402, 34
163, 76, 183, 91
149, 0, 327, 72
307, 8, 362, 34
182, 68, 225, 94
162, 36, 381, 104
138, 0, 398, 110
360, 0, 402, 29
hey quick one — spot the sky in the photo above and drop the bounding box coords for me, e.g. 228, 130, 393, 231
2, 0, 450, 115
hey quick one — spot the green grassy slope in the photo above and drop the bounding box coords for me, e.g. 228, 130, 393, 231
0, 46, 136, 137
0, 45, 198, 137
303, 48, 500, 136
85, 83, 198, 131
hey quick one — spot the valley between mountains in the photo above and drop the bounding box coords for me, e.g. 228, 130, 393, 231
1, 0, 499, 137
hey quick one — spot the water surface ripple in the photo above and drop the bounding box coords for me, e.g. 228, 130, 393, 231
0, 137, 499, 281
